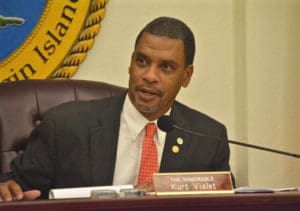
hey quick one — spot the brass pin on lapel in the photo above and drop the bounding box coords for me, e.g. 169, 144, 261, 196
177, 137, 184, 145
172, 145, 180, 154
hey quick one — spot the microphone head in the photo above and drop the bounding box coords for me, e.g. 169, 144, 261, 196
157, 115, 174, 132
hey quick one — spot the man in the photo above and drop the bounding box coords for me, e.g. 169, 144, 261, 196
0, 17, 231, 201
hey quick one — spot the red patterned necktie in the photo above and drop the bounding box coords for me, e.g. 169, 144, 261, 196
137, 123, 158, 184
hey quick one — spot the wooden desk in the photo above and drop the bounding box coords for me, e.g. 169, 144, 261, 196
0, 192, 299, 211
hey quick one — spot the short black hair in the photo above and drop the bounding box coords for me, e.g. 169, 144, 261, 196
135, 17, 195, 67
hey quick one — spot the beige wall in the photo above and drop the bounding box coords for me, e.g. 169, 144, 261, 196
245, 0, 300, 188
74, 0, 300, 188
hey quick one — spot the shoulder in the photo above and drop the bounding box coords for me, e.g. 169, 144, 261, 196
43, 94, 125, 120
172, 101, 226, 134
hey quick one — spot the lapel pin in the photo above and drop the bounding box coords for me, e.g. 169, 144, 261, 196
177, 137, 184, 145
172, 145, 180, 154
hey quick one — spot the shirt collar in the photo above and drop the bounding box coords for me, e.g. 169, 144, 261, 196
121, 94, 170, 144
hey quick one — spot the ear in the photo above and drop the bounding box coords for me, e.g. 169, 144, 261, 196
181, 64, 193, 88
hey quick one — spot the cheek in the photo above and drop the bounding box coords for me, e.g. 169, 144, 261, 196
163, 80, 182, 99
129, 65, 142, 76
129, 69, 139, 83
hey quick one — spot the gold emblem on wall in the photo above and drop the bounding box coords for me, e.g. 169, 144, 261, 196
0, 0, 109, 82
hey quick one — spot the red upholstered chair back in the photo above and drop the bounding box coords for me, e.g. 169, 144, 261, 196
0, 79, 126, 174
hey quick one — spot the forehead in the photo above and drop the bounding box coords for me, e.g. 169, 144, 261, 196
135, 33, 185, 62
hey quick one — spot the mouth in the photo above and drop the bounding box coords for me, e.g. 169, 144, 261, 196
136, 87, 161, 100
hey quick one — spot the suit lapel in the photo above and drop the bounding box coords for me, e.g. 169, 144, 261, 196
89, 94, 125, 185
160, 102, 190, 172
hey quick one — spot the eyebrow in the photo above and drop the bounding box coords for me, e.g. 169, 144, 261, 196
134, 51, 178, 67
134, 51, 146, 58
161, 60, 177, 68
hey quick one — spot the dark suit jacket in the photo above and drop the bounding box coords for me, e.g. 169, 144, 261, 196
1, 94, 231, 198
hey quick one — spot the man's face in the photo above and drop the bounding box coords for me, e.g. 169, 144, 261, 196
128, 32, 193, 121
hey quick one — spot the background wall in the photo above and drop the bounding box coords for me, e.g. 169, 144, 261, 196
74, 0, 300, 188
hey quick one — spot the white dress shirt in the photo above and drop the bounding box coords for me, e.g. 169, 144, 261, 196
112, 94, 169, 186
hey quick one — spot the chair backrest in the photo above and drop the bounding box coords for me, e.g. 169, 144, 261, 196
0, 79, 126, 174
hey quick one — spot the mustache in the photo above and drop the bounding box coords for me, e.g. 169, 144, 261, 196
135, 85, 163, 97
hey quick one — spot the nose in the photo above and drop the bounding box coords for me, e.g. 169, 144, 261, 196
143, 65, 159, 83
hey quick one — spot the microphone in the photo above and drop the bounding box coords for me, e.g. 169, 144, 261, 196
157, 115, 300, 158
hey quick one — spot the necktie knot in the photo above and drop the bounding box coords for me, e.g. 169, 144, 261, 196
145, 123, 157, 139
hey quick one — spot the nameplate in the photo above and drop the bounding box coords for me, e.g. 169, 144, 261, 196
153, 171, 234, 195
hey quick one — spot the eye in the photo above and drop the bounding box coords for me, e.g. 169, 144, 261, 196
135, 55, 148, 66
160, 62, 176, 73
